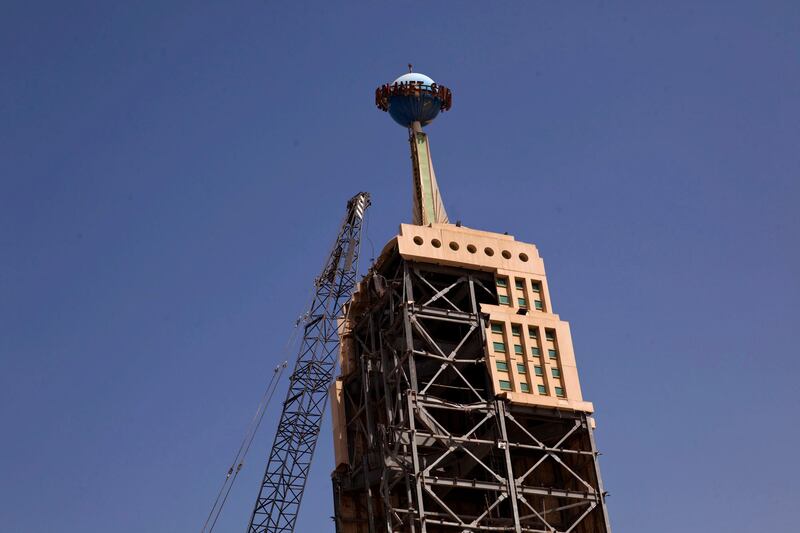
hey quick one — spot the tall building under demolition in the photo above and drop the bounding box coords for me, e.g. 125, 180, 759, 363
329, 71, 612, 533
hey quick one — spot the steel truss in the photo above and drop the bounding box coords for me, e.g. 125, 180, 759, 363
333, 257, 611, 533
247, 192, 370, 533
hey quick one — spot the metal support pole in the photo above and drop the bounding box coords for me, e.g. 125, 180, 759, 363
495, 399, 523, 533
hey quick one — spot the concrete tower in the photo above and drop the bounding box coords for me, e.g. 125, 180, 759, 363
329, 71, 611, 533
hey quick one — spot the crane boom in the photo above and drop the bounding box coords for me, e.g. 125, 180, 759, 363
246, 192, 371, 533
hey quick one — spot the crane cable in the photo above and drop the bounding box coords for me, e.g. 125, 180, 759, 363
200, 357, 289, 533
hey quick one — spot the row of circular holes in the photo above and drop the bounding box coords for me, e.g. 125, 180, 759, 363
412, 235, 529, 262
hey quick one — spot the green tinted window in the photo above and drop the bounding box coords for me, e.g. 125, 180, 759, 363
531, 281, 541, 293
520, 382, 530, 393
496, 361, 508, 372
493, 342, 506, 353
546, 330, 555, 341
498, 295, 510, 305
495, 278, 507, 288
514, 344, 523, 355
548, 349, 557, 359
531, 347, 541, 356
528, 326, 537, 339
499, 380, 512, 391
515, 279, 525, 290
516, 363, 526, 374
534, 366, 543, 376
511, 325, 521, 336
491, 323, 503, 333
555, 387, 565, 397
537, 384, 547, 394
518, 298, 527, 307
534, 300, 543, 310
551, 368, 561, 378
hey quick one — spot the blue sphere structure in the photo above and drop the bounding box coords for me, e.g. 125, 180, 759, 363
376, 71, 452, 128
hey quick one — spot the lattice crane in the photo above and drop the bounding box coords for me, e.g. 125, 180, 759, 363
245, 191, 370, 533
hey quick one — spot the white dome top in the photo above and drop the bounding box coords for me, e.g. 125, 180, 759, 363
392, 72, 435, 86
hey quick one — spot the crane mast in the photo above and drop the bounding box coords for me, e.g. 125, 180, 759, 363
246, 192, 370, 533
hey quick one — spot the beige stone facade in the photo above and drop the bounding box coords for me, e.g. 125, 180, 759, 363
329, 221, 610, 532
395, 222, 593, 413
333, 222, 593, 437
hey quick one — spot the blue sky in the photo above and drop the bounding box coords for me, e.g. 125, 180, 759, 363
1, 2, 798, 532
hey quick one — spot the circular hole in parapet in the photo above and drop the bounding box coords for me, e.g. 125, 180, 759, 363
413, 236, 424, 245
431, 239, 442, 248
467, 244, 477, 254
502, 250, 512, 259
484, 247, 494, 256
519, 253, 529, 262
449, 241, 459, 251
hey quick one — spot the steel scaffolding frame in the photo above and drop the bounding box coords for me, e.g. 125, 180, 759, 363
333, 255, 611, 533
